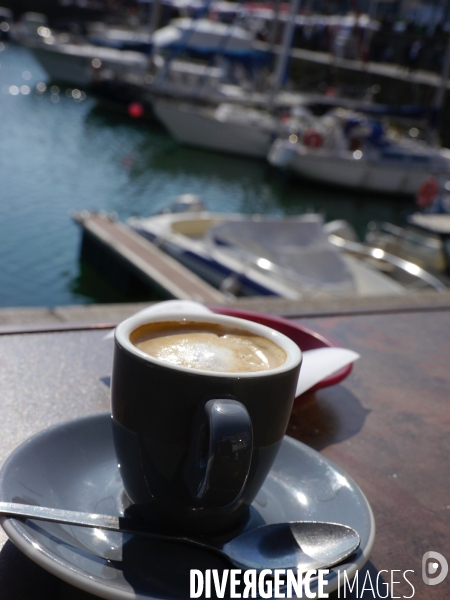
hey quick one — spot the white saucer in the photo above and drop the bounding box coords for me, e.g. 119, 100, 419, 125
0, 414, 375, 599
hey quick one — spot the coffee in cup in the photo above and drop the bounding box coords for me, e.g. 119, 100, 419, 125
130, 321, 287, 373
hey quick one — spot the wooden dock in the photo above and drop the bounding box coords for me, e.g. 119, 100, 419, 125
73, 211, 226, 304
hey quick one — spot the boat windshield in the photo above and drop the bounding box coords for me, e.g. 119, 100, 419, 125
208, 217, 356, 291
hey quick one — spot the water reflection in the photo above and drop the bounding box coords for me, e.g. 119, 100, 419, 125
70, 263, 161, 304
0, 43, 416, 307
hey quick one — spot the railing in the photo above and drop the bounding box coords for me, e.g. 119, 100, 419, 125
328, 234, 447, 292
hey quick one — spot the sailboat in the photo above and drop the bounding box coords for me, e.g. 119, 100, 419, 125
152, 0, 302, 157
268, 108, 450, 195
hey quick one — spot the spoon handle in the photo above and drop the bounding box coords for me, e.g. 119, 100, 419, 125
0, 501, 126, 532
0, 501, 218, 551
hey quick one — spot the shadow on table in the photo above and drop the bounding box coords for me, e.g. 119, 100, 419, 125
0, 539, 392, 599
0, 540, 62, 599
0, 539, 99, 599
287, 386, 370, 452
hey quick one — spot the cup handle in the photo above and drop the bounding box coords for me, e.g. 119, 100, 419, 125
185, 399, 253, 509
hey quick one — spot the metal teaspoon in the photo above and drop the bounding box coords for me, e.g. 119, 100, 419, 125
0, 501, 359, 573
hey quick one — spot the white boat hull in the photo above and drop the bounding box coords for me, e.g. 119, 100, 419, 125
153, 101, 274, 158
269, 141, 450, 195
30, 44, 148, 87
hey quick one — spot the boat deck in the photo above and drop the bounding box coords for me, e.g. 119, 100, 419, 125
73, 211, 226, 304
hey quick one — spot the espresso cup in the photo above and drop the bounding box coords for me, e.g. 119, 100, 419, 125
111, 311, 301, 534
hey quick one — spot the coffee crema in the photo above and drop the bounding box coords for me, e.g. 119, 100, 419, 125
130, 321, 287, 373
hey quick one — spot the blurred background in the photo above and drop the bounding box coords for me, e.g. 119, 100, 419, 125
1, 0, 450, 308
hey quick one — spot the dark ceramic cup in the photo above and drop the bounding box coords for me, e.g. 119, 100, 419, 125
111, 311, 301, 534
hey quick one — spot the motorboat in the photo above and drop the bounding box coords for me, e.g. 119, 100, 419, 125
268, 109, 450, 195
152, 18, 264, 59
127, 199, 444, 299
30, 42, 149, 88
11, 16, 149, 88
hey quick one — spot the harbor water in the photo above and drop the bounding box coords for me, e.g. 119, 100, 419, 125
0, 42, 415, 308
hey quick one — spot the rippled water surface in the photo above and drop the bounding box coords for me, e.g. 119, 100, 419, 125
0, 42, 414, 307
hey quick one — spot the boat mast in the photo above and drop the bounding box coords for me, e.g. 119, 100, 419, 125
432, 32, 450, 145
150, 0, 162, 34
268, 0, 281, 55
267, 0, 302, 111
362, 0, 377, 60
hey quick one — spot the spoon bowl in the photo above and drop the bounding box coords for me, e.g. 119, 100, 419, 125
222, 521, 360, 572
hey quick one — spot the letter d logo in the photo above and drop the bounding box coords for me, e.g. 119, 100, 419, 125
422, 551, 448, 585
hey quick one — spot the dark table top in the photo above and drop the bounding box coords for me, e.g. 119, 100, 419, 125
0, 307, 449, 599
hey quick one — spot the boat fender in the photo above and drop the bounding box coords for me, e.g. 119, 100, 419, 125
416, 177, 439, 208
128, 102, 144, 119
303, 129, 323, 148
